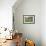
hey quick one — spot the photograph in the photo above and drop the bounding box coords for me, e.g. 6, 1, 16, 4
23, 15, 35, 24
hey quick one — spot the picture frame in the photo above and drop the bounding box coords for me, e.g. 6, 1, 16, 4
23, 15, 35, 24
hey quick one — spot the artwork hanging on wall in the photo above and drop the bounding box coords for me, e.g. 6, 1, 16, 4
23, 15, 35, 24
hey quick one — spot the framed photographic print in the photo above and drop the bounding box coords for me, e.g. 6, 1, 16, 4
23, 15, 35, 24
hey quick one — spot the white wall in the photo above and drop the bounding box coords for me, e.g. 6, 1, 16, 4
13, 0, 41, 46
41, 0, 46, 46
0, 0, 16, 30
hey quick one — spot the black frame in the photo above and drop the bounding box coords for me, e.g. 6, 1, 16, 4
23, 15, 35, 24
